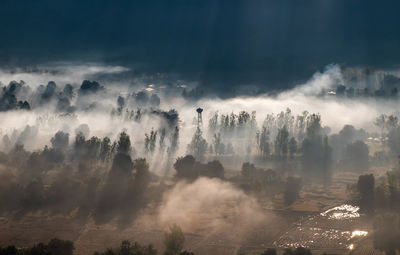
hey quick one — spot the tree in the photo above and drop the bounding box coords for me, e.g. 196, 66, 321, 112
284, 177, 302, 205
187, 127, 208, 160
133, 158, 151, 192
274, 126, 289, 156
257, 126, 270, 156
22, 178, 45, 209
117, 132, 131, 154
47, 238, 74, 255
342, 140, 369, 171
283, 247, 312, 255
386, 115, 399, 131
357, 174, 375, 212
120, 240, 131, 255
261, 248, 277, 255
203, 160, 224, 179
50, 131, 69, 151
159, 128, 166, 151
100, 137, 112, 161
213, 133, 225, 155
0, 246, 17, 255
238, 111, 250, 129
145, 130, 157, 153
164, 224, 185, 255
306, 113, 322, 137
86, 136, 102, 159
168, 126, 179, 155
174, 155, 197, 179
74, 132, 87, 158
373, 214, 400, 255
388, 127, 400, 155
289, 137, 297, 157
208, 112, 219, 134
301, 114, 332, 181
241, 162, 257, 178
375, 114, 387, 137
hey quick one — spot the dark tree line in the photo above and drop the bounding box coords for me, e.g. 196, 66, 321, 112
0, 131, 159, 226
174, 155, 224, 180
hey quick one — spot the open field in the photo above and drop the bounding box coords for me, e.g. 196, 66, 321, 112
0, 170, 380, 255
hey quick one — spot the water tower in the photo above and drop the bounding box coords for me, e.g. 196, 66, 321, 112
196, 107, 203, 127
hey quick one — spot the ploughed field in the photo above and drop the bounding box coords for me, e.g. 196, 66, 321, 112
0, 172, 373, 255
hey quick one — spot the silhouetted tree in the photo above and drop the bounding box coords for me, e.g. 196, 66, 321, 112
342, 140, 369, 171
357, 174, 375, 212
51, 131, 69, 152
261, 248, 277, 255
117, 132, 131, 154
275, 126, 289, 156
100, 137, 112, 161
47, 238, 74, 255
284, 177, 302, 205
164, 224, 184, 255
203, 160, 224, 179
174, 155, 198, 179
283, 247, 312, 255
257, 126, 270, 156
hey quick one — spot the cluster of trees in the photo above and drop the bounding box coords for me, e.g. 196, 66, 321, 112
240, 162, 282, 196
203, 108, 379, 177
0, 78, 167, 115
208, 111, 257, 136
259, 247, 312, 255
0, 131, 159, 225
0, 79, 100, 113
94, 225, 193, 255
240, 162, 302, 205
373, 214, 400, 255
332, 67, 400, 99
208, 110, 335, 179
0, 81, 30, 111
0, 225, 192, 255
143, 126, 179, 156
351, 169, 400, 255
93, 241, 158, 255
174, 155, 224, 180
112, 93, 164, 120
332, 83, 399, 99
284, 177, 302, 205
352, 164, 400, 214
0, 238, 74, 255
187, 128, 208, 160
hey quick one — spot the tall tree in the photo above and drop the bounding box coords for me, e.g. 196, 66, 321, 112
187, 127, 208, 160
274, 126, 289, 156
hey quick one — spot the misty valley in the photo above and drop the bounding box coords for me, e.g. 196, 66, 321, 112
0, 64, 399, 255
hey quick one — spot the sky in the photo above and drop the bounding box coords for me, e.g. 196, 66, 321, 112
1, 0, 400, 91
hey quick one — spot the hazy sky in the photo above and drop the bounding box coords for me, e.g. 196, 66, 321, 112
1, 0, 400, 91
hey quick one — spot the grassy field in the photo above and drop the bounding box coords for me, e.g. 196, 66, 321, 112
0, 170, 384, 255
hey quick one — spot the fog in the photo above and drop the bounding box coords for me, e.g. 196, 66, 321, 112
1, 62, 400, 254
0, 63, 396, 152
157, 177, 264, 238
